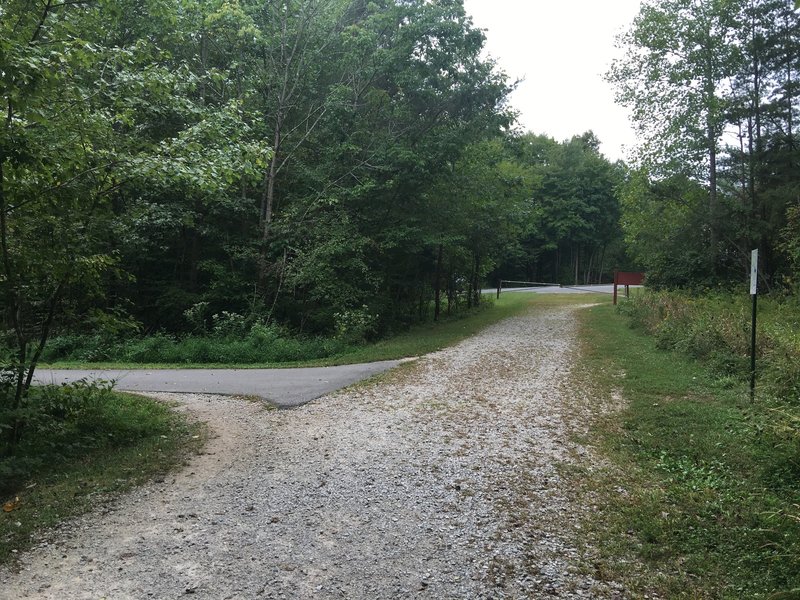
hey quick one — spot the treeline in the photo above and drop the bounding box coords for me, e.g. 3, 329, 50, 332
1, 0, 625, 366
609, 0, 800, 289
0, 0, 504, 359
493, 132, 626, 286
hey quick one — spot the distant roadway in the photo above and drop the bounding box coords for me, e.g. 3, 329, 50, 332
484, 283, 635, 295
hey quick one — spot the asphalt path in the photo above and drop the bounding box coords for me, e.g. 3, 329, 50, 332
34, 360, 405, 408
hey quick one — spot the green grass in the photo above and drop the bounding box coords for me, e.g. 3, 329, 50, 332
0, 391, 205, 564
577, 303, 800, 599
44, 292, 608, 369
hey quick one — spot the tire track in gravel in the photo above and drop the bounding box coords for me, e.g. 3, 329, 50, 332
0, 304, 625, 599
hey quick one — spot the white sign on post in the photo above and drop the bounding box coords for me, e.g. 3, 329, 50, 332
750, 249, 759, 295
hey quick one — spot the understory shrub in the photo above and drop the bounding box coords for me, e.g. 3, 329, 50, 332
43, 323, 350, 364
619, 290, 798, 396
0, 380, 174, 494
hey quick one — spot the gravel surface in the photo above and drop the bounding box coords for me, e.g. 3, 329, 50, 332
1, 304, 625, 599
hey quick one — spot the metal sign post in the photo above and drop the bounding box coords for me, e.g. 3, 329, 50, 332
750, 249, 758, 401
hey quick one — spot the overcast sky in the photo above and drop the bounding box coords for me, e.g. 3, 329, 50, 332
462, 0, 643, 162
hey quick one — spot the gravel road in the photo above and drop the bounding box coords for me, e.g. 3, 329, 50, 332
1, 304, 624, 599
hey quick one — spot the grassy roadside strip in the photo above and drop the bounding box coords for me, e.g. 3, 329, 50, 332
43, 292, 602, 369
0, 392, 206, 565
575, 303, 800, 599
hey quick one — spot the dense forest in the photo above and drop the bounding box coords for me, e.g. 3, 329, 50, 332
1, 0, 799, 373
0, 0, 626, 359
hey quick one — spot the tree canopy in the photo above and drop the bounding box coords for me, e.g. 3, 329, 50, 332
0, 0, 517, 368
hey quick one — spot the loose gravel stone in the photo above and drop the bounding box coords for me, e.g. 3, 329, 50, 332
0, 304, 624, 599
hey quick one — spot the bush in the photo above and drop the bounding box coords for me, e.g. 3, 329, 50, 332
121, 333, 180, 363
0, 376, 200, 562
333, 305, 379, 343
43, 316, 356, 365
0, 380, 160, 493
183, 302, 211, 333
620, 291, 783, 383
211, 311, 248, 337
41, 333, 123, 362
43, 333, 87, 361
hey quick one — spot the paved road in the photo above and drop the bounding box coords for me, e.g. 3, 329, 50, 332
483, 284, 642, 295
34, 360, 405, 408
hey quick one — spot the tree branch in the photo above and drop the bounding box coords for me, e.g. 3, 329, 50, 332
29, 0, 54, 44
3, 160, 124, 215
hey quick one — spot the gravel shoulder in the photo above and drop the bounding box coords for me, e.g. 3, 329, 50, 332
1, 304, 624, 599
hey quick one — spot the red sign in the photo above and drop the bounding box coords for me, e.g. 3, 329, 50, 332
613, 271, 645, 304
615, 271, 645, 286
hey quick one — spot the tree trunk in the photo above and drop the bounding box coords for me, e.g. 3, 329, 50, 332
555, 248, 561, 282
573, 245, 579, 286
472, 254, 481, 306
584, 247, 596, 285
188, 228, 200, 290
258, 113, 283, 291
747, 114, 757, 233
704, 45, 719, 272
597, 245, 606, 284
0, 156, 27, 452
708, 121, 718, 269
261, 115, 283, 237
467, 260, 474, 309
750, 16, 763, 248
434, 244, 443, 322
447, 268, 454, 316
737, 122, 749, 215
786, 12, 794, 145
266, 247, 288, 326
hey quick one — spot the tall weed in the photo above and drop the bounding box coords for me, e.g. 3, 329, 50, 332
620, 291, 797, 394
620, 290, 800, 502
0, 381, 156, 492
